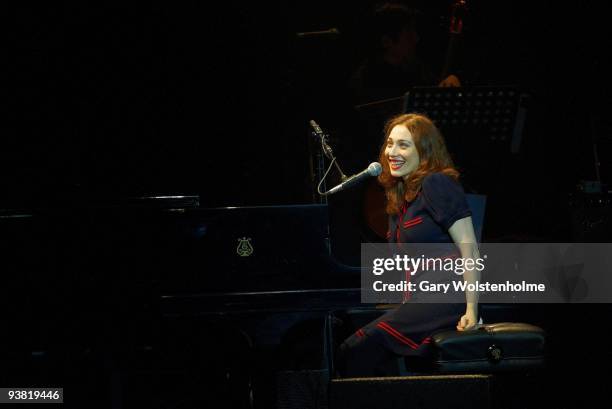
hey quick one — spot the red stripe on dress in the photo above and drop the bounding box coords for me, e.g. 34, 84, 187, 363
376, 322, 418, 349
403, 216, 423, 228
355, 329, 365, 338
404, 216, 423, 222
376, 323, 416, 348
403, 269, 411, 302
395, 204, 409, 242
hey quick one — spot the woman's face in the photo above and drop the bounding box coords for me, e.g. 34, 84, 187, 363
385, 125, 420, 179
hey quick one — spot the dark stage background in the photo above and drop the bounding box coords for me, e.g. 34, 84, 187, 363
6, 2, 612, 408
7, 1, 612, 240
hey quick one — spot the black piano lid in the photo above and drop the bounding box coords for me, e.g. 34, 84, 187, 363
2, 201, 361, 301
170, 204, 338, 294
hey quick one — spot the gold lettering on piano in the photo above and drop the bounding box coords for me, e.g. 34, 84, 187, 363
237, 237, 254, 257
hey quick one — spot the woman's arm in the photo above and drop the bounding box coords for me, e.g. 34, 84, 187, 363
448, 216, 480, 331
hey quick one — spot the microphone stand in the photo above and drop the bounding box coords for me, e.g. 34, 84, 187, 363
314, 129, 348, 182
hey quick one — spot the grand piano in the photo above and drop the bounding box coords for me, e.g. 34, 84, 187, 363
2, 197, 363, 408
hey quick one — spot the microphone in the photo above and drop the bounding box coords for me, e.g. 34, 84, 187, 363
326, 162, 382, 195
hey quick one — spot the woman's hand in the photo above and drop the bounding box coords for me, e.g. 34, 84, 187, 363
456, 309, 478, 331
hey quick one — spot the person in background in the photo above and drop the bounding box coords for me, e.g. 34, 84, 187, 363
349, 2, 461, 106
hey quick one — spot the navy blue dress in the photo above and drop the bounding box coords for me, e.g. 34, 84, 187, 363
387, 172, 472, 244
339, 173, 472, 375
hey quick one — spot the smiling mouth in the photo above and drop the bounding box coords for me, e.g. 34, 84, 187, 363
389, 160, 405, 170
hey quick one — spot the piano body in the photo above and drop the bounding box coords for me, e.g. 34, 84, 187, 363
1, 198, 360, 408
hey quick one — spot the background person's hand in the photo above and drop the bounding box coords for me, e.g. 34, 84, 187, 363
438, 74, 461, 88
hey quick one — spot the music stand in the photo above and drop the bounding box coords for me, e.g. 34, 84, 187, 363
403, 86, 526, 152
403, 86, 528, 191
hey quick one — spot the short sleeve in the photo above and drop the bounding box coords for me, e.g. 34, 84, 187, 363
421, 173, 472, 230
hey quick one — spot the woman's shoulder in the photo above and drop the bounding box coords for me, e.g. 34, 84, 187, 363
422, 172, 460, 189
420, 172, 471, 229
420, 172, 466, 201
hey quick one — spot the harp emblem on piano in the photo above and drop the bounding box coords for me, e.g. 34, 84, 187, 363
237, 237, 254, 257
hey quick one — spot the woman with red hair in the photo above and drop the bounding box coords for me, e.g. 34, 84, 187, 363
338, 113, 481, 377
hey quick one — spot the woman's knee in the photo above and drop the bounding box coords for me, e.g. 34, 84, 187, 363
336, 333, 398, 377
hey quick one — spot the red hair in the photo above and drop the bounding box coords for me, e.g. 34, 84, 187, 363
378, 113, 459, 215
